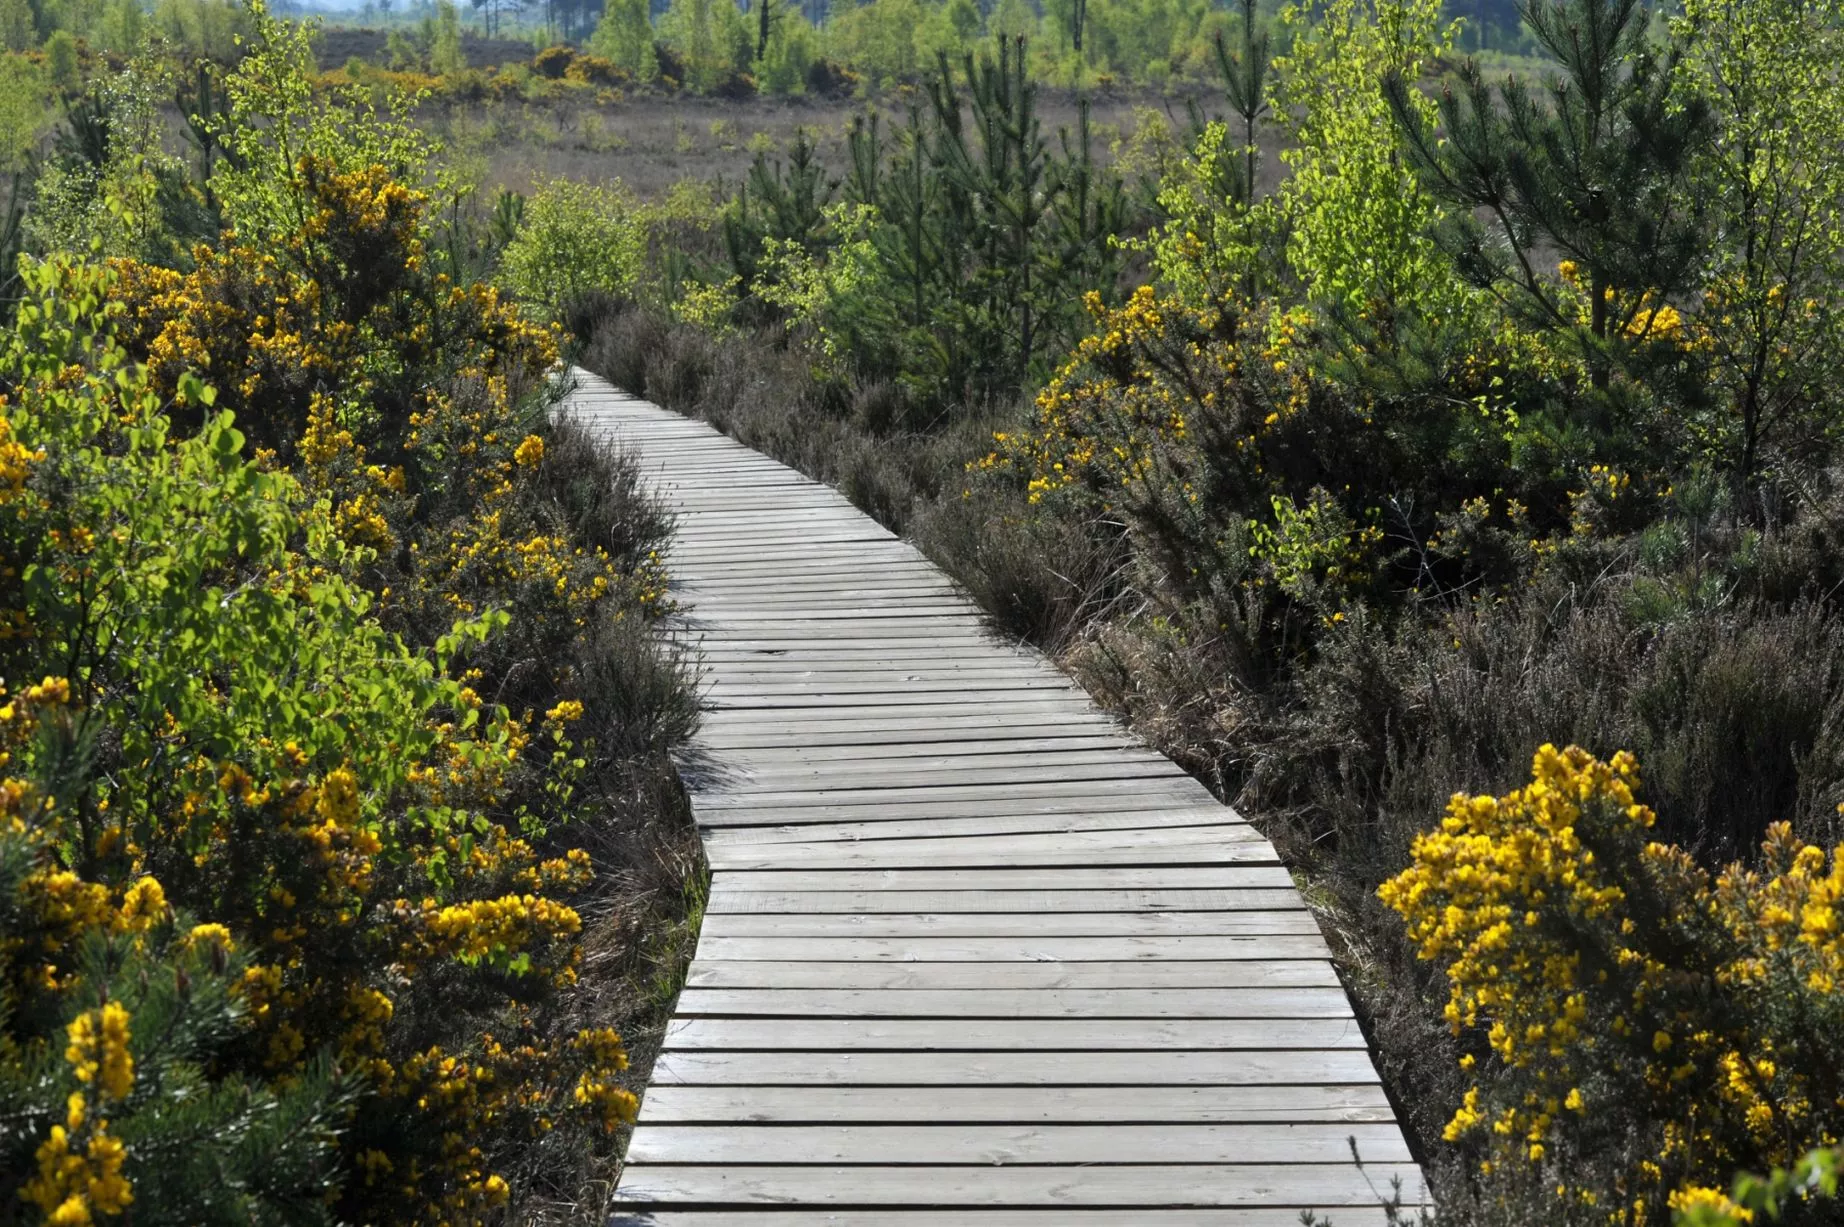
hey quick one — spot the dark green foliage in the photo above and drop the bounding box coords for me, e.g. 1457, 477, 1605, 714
718, 41, 1139, 410
1386, 0, 1712, 388
723, 127, 837, 288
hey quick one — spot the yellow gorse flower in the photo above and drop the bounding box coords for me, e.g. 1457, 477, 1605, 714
1384, 745, 1844, 1209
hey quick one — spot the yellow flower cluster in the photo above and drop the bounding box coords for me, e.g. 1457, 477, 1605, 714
1383, 744, 1844, 1215
66, 1003, 136, 1102
25, 1002, 138, 1223
23, 1094, 132, 1225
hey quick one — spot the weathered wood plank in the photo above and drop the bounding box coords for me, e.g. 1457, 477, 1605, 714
703, 887, 1307, 912
626, 1123, 1414, 1165
608, 1211, 1399, 1226
630, 1083, 1399, 1124
649, 1048, 1387, 1087
685, 935, 1335, 962
698, 838, 1282, 870
668, 986, 1356, 1018
660, 1013, 1361, 1047
611, 1163, 1425, 1207
680, 959, 1341, 990
709, 866, 1300, 890
696, 809, 1248, 847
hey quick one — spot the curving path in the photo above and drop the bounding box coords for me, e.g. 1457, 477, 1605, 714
564, 369, 1423, 1226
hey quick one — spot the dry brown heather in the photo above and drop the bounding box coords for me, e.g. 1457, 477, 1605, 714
428, 85, 1207, 199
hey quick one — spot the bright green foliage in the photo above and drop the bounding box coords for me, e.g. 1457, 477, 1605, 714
824, 0, 928, 84
589, 0, 659, 80
1389, 0, 1711, 386
658, 0, 751, 88
755, 7, 818, 93
209, 0, 436, 253
724, 45, 1134, 406
0, 249, 628, 1225
24, 58, 190, 264
1673, 0, 1844, 491
0, 256, 365, 1226
148, 0, 251, 59
987, 0, 1038, 42
1140, 120, 1281, 310
753, 200, 883, 374
1275, 0, 1460, 325
500, 177, 648, 314
44, 32, 78, 90
0, 54, 48, 170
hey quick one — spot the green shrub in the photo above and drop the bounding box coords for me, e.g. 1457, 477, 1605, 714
500, 177, 647, 318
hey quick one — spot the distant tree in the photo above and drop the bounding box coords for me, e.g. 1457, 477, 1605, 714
45, 30, 78, 91
0, 0, 33, 49
1674, 0, 1844, 495
661, 0, 712, 72
589, 0, 656, 77
988, 0, 1036, 44
755, 4, 816, 91
431, 0, 464, 72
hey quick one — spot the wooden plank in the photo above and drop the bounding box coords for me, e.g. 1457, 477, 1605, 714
698, 692, 1109, 712
608, 1211, 1399, 1226
630, 1083, 1399, 1124
668, 987, 1356, 1018
696, 910, 1320, 938
699, 839, 1283, 870
694, 785, 1216, 818
691, 718, 1131, 748
709, 867, 1300, 890
704, 888, 1308, 913
661, 1014, 1361, 1047
712, 736, 1143, 763
612, 1164, 1426, 1207
697, 809, 1247, 847
693, 761, 1188, 791
649, 1048, 1387, 1087
681, 959, 1341, 990
691, 796, 1224, 829
626, 1123, 1414, 1165
708, 745, 1169, 775
689, 933, 1327, 959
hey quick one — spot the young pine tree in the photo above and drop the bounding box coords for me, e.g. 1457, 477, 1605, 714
1386, 0, 1712, 389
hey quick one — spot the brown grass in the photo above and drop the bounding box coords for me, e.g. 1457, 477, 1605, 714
421, 84, 1209, 201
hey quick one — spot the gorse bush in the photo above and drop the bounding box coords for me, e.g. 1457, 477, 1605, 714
1384, 745, 1844, 1223
0, 255, 633, 1224
0, 5, 699, 1223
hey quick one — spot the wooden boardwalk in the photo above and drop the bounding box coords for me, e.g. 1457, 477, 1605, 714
563, 370, 1423, 1226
